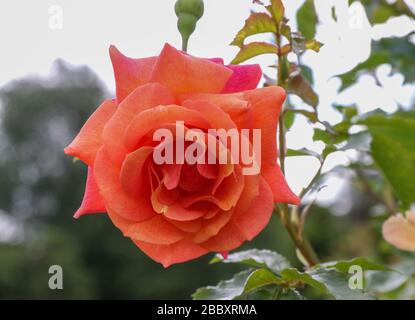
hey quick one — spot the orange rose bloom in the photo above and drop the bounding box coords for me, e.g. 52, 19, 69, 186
65, 44, 299, 267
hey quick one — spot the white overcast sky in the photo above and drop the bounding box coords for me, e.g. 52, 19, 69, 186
0, 0, 414, 207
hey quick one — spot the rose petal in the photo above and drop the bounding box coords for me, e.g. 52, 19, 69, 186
102, 83, 175, 166
94, 146, 155, 222
222, 64, 262, 93
65, 99, 117, 165
264, 165, 300, 205
383, 214, 415, 251
200, 177, 273, 251
123, 105, 210, 152
192, 210, 233, 243
150, 43, 233, 95
163, 164, 183, 190
74, 166, 106, 219
120, 146, 154, 198
163, 202, 206, 222
126, 215, 185, 245
166, 218, 203, 233
133, 239, 208, 268
109, 45, 158, 102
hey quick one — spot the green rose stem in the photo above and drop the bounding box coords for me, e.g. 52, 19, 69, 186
175, 0, 204, 52
274, 25, 319, 268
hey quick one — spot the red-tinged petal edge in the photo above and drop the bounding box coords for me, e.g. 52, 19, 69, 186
222, 64, 262, 93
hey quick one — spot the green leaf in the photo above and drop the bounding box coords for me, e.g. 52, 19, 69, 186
281, 268, 375, 300
231, 12, 276, 47
320, 257, 391, 273
297, 0, 318, 40
231, 42, 279, 64
284, 109, 296, 130
192, 270, 253, 300
349, 0, 415, 25
334, 104, 358, 120
331, 6, 338, 22
309, 268, 375, 300
305, 39, 323, 52
286, 148, 321, 159
300, 65, 314, 85
244, 269, 283, 294
267, 0, 285, 25
359, 111, 415, 209
287, 73, 319, 108
192, 268, 284, 300
281, 268, 327, 292
313, 126, 349, 145
210, 249, 291, 274
365, 270, 409, 293
286, 108, 318, 123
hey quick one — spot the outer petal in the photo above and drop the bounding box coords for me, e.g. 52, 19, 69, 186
243, 87, 300, 205
222, 64, 262, 93
109, 45, 158, 102
150, 44, 233, 95
200, 177, 274, 252
383, 214, 415, 251
64, 99, 117, 165
133, 239, 208, 268
264, 166, 301, 205
74, 166, 106, 219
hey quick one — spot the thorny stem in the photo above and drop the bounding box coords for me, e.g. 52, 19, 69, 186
275, 26, 319, 268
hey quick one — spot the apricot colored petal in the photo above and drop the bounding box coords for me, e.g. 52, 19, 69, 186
133, 239, 208, 267
383, 215, 415, 251
163, 164, 182, 190
102, 83, 175, 165
109, 45, 158, 102
74, 166, 106, 219
263, 165, 300, 205
222, 64, 262, 93
192, 210, 233, 243
243, 86, 286, 168
244, 86, 299, 205
167, 218, 202, 233
94, 146, 155, 222
163, 202, 206, 222
126, 215, 185, 245
200, 177, 273, 252
179, 92, 251, 129
123, 105, 210, 151
120, 146, 154, 198
64, 99, 117, 165
213, 167, 245, 210
182, 99, 237, 131
150, 44, 232, 95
